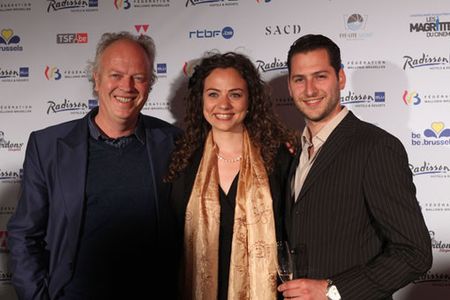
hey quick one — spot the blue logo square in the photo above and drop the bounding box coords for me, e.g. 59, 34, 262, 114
88, 99, 98, 109
374, 92, 385, 102
157, 63, 167, 74
19, 67, 29, 77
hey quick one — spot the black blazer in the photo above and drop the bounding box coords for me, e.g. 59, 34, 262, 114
170, 144, 293, 247
285, 111, 432, 300
7, 108, 182, 299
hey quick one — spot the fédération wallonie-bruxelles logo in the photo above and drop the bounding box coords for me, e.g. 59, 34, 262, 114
411, 122, 450, 146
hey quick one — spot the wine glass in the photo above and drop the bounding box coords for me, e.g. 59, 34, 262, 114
276, 241, 294, 282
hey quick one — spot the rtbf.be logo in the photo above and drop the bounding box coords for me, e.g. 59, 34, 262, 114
411, 122, 450, 146
189, 26, 234, 39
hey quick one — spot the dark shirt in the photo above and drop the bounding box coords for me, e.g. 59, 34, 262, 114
218, 174, 239, 300
62, 116, 156, 299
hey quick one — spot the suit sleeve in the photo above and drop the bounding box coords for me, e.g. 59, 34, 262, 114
7, 132, 51, 300
332, 135, 432, 299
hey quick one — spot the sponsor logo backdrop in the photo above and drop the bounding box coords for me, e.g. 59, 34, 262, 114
1, 0, 449, 298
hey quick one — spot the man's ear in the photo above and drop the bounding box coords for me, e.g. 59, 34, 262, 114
93, 72, 100, 92
338, 68, 346, 90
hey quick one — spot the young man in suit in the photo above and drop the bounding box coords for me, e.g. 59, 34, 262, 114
7, 32, 181, 299
278, 34, 432, 300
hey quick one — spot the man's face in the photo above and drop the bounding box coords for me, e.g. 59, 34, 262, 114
93, 39, 151, 132
288, 48, 345, 127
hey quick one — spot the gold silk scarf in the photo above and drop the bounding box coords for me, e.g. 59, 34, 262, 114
184, 129, 278, 300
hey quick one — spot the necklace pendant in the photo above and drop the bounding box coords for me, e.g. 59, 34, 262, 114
216, 153, 242, 163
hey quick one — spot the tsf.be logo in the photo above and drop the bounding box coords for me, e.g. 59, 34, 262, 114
56, 33, 88, 44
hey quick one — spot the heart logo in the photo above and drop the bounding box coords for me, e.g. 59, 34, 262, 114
431, 121, 445, 135
1, 29, 13, 42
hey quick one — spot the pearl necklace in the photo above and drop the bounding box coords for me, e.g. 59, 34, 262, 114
216, 153, 242, 163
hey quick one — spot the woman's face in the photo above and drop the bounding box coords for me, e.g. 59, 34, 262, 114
202, 67, 249, 134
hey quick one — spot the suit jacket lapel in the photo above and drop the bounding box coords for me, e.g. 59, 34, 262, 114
57, 113, 90, 258
297, 112, 358, 201
286, 149, 301, 224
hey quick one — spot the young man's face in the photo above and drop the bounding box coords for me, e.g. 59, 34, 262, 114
288, 48, 346, 127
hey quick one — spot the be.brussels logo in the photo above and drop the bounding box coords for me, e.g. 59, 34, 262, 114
343, 60, 386, 70
340, 91, 385, 107
255, 57, 287, 73
0, 67, 29, 82
186, 0, 238, 7
47, 0, 98, 12
46, 98, 90, 115
0, 231, 8, 254
339, 13, 373, 40
0, 28, 23, 52
410, 161, 450, 178
0, 168, 23, 184
411, 122, 450, 146
403, 90, 421, 105
0, 131, 24, 152
403, 52, 450, 70
265, 24, 301, 36
135, 24, 149, 35
189, 26, 234, 39
56, 33, 88, 44
0, 1, 31, 12
409, 14, 450, 38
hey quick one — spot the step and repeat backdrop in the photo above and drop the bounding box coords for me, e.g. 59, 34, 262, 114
1, 0, 449, 299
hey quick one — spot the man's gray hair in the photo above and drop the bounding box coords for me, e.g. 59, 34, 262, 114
88, 31, 157, 97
